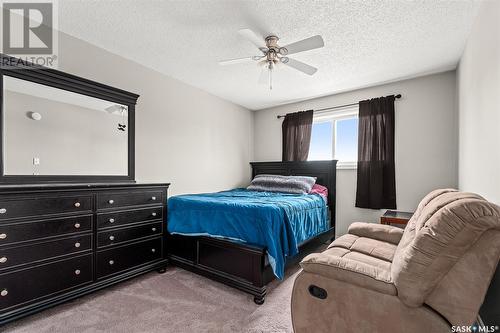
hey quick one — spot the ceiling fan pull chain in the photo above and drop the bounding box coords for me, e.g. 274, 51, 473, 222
269, 63, 273, 90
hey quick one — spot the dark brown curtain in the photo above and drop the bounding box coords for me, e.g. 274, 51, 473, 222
355, 95, 396, 209
282, 110, 314, 161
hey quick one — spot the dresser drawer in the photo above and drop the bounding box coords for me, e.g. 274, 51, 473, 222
0, 195, 92, 220
97, 207, 162, 230
97, 190, 163, 210
96, 238, 162, 279
0, 215, 92, 246
98, 222, 162, 248
0, 234, 92, 271
0, 254, 92, 311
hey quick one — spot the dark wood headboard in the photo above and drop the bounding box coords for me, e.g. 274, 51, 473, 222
250, 160, 337, 229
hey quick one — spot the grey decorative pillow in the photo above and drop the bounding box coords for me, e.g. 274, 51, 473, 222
247, 174, 317, 194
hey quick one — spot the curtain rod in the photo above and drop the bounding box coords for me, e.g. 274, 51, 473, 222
276, 94, 402, 119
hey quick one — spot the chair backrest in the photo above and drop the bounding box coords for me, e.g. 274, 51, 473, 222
391, 189, 500, 324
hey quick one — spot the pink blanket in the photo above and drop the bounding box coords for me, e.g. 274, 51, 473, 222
309, 183, 328, 202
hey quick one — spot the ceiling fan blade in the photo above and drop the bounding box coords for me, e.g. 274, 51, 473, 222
238, 29, 266, 50
281, 35, 324, 55
218, 56, 260, 65
282, 58, 317, 75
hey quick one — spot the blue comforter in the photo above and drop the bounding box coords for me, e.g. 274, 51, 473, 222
167, 188, 329, 279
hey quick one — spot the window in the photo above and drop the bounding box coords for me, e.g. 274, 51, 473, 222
308, 107, 358, 168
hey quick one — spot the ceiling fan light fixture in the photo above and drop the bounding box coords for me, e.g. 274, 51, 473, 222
219, 29, 324, 89
278, 47, 288, 55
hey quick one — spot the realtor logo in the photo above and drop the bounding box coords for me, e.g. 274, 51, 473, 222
1, 0, 58, 67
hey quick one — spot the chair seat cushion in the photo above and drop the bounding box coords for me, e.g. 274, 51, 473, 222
329, 233, 398, 262
300, 234, 397, 295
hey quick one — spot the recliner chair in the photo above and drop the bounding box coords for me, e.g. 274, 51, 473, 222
291, 189, 500, 332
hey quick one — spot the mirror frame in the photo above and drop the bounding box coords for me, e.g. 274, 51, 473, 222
0, 54, 139, 184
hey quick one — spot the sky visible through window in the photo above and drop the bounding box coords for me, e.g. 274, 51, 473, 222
308, 117, 358, 162
336, 118, 358, 161
308, 122, 332, 160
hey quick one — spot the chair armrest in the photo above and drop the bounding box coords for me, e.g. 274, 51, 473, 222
348, 222, 404, 245
300, 252, 397, 295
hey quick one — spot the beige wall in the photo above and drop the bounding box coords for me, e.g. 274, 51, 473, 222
458, 0, 500, 204
56, 32, 253, 195
254, 72, 458, 236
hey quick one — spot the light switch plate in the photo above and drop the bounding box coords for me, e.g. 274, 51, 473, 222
33, 157, 40, 165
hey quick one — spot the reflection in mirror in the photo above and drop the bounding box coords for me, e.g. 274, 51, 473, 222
3, 75, 128, 176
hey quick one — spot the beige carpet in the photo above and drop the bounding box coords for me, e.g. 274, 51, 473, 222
3, 265, 302, 333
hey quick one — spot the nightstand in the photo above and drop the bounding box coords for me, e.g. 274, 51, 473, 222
381, 210, 413, 226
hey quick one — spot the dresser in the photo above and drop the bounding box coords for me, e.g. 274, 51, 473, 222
0, 183, 169, 325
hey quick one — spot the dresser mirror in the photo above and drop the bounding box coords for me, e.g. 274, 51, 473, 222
0, 54, 139, 183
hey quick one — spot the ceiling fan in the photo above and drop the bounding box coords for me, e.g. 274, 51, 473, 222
219, 29, 324, 90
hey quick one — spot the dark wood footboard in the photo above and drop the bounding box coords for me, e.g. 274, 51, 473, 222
167, 227, 335, 304
167, 234, 268, 302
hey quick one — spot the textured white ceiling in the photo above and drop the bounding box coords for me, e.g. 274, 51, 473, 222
59, 0, 480, 110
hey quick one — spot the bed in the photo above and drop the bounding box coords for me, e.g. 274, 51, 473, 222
166, 160, 337, 304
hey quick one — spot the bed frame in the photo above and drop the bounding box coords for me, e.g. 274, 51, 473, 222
166, 160, 337, 304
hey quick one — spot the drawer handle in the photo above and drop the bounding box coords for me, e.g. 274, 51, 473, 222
0, 257, 7, 263
1, 289, 8, 297
74, 202, 81, 208
75, 242, 81, 248
151, 248, 156, 253
0, 233, 6, 240
152, 212, 157, 217
108, 199, 114, 204
109, 260, 114, 265
152, 227, 157, 232
0, 208, 6, 214
74, 223, 81, 229
109, 235, 115, 241
109, 218, 115, 223
75, 269, 81, 275
151, 196, 157, 201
